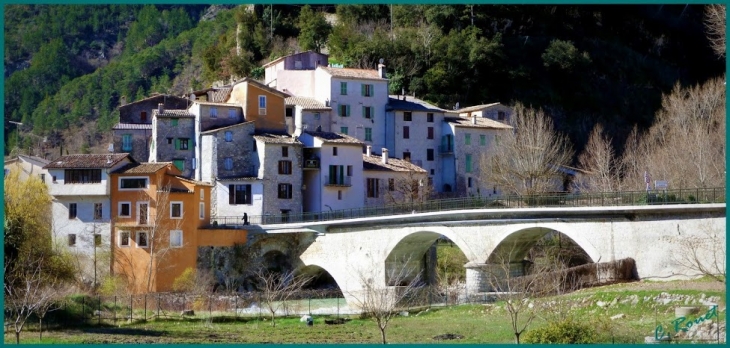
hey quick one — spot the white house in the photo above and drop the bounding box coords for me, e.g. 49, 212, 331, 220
4, 154, 50, 184
456, 103, 514, 125
43, 153, 135, 284
362, 145, 428, 206
298, 131, 365, 214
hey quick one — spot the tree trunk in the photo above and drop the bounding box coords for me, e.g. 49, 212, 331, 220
380, 327, 387, 344
39, 318, 43, 341
16, 330, 20, 344
515, 332, 520, 344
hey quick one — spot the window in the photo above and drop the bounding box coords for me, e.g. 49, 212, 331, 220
179, 138, 189, 150
328, 165, 346, 185
427, 127, 434, 139
200, 189, 204, 201
199, 202, 205, 220
167, 138, 173, 145
340, 126, 348, 135
465, 154, 473, 173
333, 147, 338, 156
120, 177, 148, 189
69, 203, 77, 219
427, 149, 434, 161
362, 84, 374, 97
64, 169, 101, 184
229, 108, 237, 119
119, 202, 131, 217
122, 134, 133, 151
138, 202, 149, 225
403, 152, 411, 162
363, 106, 373, 119
340, 82, 347, 95
347, 165, 353, 176
173, 159, 185, 171
225, 131, 233, 142
403, 126, 410, 139
280, 210, 291, 223
94, 203, 103, 220
140, 111, 147, 122
253, 139, 257, 151
224, 158, 233, 170
367, 178, 380, 198
68, 234, 77, 247
365, 127, 372, 141
480, 134, 486, 146
498, 111, 506, 121
468, 177, 473, 188
404, 112, 412, 122
210, 107, 218, 118
39, 174, 45, 183
282, 146, 289, 157
339, 104, 350, 117
278, 183, 293, 199
278, 160, 292, 175
170, 230, 183, 248
229, 184, 252, 204
171, 118, 179, 126
314, 112, 321, 120
285, 107, 293, 117
465, 134, 471, 145
427, 113, 434, 122
52, 175, 57, 183
258, 96, 267, 115
338, 190, 342, 200
137, 231, 149, 248
119, 231, 130, 247
388, 178, 395, 191
94, 234, 102, 246
170, 202, 183, 219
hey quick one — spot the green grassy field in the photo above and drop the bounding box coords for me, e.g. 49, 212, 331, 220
4, 279, 725, 344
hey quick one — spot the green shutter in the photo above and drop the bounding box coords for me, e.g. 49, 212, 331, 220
346, 105, 350, 116
466, 154, 472, 173
362, 106, 366, 118
174, 138, 180, 150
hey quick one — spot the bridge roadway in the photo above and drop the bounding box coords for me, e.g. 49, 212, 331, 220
243, 203, 725, 308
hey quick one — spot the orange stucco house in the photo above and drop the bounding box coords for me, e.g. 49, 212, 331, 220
110, 162, 247, 293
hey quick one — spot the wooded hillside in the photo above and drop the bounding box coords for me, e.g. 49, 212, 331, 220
4, 4, 724, 158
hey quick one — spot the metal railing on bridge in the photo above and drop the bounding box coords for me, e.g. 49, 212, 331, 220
208, 187, 725, 228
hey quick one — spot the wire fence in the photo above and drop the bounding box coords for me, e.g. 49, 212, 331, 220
209, 187, 725, 227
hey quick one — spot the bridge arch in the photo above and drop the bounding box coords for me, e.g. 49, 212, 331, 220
486, 225, 599, 266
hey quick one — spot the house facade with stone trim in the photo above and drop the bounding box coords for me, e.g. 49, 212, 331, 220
254, 133, 304, 219
110, 162, 212, 294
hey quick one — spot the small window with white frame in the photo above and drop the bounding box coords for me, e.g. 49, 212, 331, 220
68, 234, 77, 247
225, 131, 233, 142
199, 202, 205, 219
200, 189, 204, 201
118, 231, 130, 247
170, 230, 183, 248
137, 231, 149, 248
170, 202, 183, 219
119, 177, 149, 190
258, 95, 267, 115
119, 202, 131, 217
228, 108, 236, 119
210, 107, 218, 118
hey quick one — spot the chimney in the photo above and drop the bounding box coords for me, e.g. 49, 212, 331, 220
158, 103, 164, 114
378, 58, 386, 79
366, 145, 372, 157
472, 114, 477, 125
381, 148, 388, 164
120, 96, 127, 106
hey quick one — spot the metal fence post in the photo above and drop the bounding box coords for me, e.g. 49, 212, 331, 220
129, 295, 133, 322
234, 295, 238, 319
98, 296, 101, 325
157, 293, 161, 319
144, 294, 147, 321
209, 294, 212, 319
114, 296, 117, 324
82, 296, 85, 321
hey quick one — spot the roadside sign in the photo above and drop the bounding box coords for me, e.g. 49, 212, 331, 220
654, 180, 668, 190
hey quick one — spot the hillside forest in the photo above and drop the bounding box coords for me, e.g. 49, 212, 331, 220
3, 4, 725, 174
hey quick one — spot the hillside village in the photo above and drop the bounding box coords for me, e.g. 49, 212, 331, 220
5, 51, 527, 293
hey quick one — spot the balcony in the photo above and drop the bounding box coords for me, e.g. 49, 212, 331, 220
324, 175, 351, 187
303, 159, 320, 170
439, 144, 454, 155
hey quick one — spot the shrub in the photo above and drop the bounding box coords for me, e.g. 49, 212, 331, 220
523, 317, 598, 344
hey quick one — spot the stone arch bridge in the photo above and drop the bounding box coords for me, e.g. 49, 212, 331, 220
246, 204, 725, 306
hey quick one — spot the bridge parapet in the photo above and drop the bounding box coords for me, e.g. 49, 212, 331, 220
208, 187, 725, 228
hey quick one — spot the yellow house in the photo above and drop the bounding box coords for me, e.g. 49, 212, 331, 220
227, 78, 289, 133
110, 162, 216, 293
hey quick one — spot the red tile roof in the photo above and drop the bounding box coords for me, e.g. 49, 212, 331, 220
44, 153, 133, 169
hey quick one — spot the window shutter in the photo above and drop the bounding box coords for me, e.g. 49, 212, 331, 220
229, 185, 234, 204
346, 105, 350, 116
362, 106, 366, 118
174, 138, 179, 150
361, 84, 365, 96
369, 84, 374, 96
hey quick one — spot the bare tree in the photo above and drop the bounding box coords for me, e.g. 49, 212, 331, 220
481, 104, 574, 196
4, 258, 65, 344
254, 268, 313, 327
349, 256, 422, 344
705, 5, 726, 58
382, 170, 431, 205
575, 124, 621, 192
620, 77, 725, 191
485, 242, 564, 344
673, 225, 726, 283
